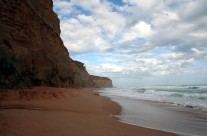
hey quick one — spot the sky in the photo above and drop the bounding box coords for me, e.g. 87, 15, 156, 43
53, 0, 207, 87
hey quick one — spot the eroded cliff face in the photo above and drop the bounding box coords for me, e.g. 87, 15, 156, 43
0, 0, 95, 88
90, 75, 113, 88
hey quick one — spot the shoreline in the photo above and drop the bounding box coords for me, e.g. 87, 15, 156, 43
103, 95, 207, 136
0, 87, 177, 136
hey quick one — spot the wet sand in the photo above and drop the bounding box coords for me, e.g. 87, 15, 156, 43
0, 87, 177, 136
109, 96, 207, 136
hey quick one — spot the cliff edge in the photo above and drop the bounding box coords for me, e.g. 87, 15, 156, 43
0, 0, 95, 88
90, 75, 113, 88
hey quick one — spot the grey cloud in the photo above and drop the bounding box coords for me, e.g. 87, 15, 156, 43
53, 0, 207, 85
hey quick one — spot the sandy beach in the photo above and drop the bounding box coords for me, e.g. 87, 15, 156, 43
0, 87, 177, 136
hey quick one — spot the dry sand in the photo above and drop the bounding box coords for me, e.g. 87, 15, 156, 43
0, 87, 177, 136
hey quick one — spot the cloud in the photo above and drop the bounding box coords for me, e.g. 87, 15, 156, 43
60, 18, 101, 54
53, 0, 207, 86
53, 0, 72, 15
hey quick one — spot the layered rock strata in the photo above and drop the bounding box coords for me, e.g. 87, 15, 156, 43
0, 0, 95, 88
90, 75, 113, 88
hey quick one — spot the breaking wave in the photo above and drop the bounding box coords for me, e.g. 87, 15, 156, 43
100, 85, 207, 109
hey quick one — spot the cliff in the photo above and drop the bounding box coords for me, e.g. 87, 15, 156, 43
90, 75, 113, 88
0, 0, 95, 88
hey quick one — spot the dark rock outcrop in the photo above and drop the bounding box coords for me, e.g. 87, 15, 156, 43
0, 0, 95, 88
90, 75, 113, 88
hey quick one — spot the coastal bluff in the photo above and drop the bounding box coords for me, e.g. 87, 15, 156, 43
90, 75, 113, 88
0, 0, 111, 88
72, 61, 113, 88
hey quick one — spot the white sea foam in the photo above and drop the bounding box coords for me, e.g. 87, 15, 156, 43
99, 85, 207, 109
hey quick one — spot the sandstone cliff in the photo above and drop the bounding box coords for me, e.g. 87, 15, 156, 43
0, 0, 95, 88
90, 75, 113, 88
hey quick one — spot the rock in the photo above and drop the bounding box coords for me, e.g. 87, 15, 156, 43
0, 0, 95, 88
90, 75, 113, 88
186, 105, 194, 109
72, 60, 96, 87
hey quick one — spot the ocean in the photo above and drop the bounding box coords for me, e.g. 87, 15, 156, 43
99, 85, 207, 136
99, 85, 207, 110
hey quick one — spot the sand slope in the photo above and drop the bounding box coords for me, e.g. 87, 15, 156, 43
0, 87, 177, 136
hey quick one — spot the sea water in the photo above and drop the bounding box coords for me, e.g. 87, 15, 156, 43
99, 85, 207, 136
100, 85, 207, 110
